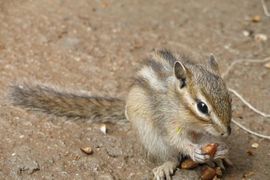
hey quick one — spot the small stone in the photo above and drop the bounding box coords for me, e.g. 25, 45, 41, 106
242, 30, 254, 37
255, 34, 268, 42
251, 143, 259, 148
80, 146, 93, 155
100, 124, 107, 134
19, 135, 24, 139
242, 30, 250, 37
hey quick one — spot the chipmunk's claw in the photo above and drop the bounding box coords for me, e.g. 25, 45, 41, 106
214, 143, 229, 160
192, 145, 210, 163
215, 158, 226, 170
214, 157, 233, 170
152, 161, 177, 180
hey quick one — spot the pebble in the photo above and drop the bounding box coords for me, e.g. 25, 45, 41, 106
255, 34, 268, 43
100, 124, 107, 134
251, 143, 259, 148
242, 30, 250, 37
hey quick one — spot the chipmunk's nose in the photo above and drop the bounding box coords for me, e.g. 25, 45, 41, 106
221, 126, 231, 137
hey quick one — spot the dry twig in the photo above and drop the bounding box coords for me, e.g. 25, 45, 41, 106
232, 119, 270, 140
222, 57, 270, 79
261, 0, 270, 17
223, 57, 270, 139
229, 88, 270, 118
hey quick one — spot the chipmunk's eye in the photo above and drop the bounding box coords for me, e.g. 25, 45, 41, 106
197, 101, 208, 114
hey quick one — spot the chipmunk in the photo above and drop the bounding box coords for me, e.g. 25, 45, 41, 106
9, 49, 232, 180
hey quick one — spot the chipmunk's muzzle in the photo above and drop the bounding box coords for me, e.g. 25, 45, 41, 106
221, 126, 231, 137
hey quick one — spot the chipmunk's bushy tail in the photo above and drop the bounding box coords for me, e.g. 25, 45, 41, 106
9, 84, 126, 123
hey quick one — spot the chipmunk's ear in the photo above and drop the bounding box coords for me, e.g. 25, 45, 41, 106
174, 61, 187, 88
208, 54, 220, 74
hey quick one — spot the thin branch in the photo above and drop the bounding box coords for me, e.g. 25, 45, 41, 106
222, 56, 270, 79
261, 0, 270, 17
232, 118, 270, 140
229, 88, 270, 118
222, 56, 270, 139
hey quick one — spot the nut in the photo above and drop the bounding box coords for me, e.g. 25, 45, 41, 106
180, 159, 198, 169
251, 15, 261, 23
80, 146, 93, 155
202, 143, 218, 158
264, 62, 270, 69
201, 167, 216, 180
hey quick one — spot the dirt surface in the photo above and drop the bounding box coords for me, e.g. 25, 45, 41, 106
0, 0, 270, 179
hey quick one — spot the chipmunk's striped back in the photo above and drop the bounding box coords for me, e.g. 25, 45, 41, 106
135, 50, 175, 92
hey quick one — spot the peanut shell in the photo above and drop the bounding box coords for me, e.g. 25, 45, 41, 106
201, 167, 216, 180
202, 143, 218, 157
180, 159, 198, 169
80, 146, 93, 155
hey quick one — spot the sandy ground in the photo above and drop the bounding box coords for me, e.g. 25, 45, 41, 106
0, 0, 270, 179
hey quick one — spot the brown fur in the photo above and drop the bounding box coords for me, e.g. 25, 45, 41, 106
9, 83, 125, 122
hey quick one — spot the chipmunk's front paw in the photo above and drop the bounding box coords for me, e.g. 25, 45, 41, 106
214, 143, 229, 160
192, 145, 210, 163
152, 161, 177, 180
